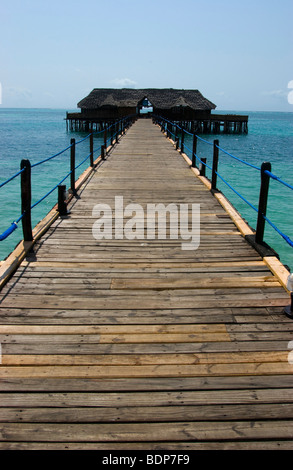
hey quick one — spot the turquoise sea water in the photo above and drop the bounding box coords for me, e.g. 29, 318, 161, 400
0, 108, 292, 271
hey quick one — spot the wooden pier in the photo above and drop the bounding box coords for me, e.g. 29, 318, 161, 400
0, 118, 292, 450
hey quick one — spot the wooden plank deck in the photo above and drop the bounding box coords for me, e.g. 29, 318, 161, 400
0, 118, 293, 450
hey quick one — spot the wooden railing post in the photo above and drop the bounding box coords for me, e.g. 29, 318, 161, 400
181, 129, 185, 153
101, 145, 105, 160
211, 139, 219, 190
166, 122, 170, 138
110, 124, 113, 147
116, 122, 119, 143
199, 158, 206, 176
20, 159, 33, 241
192, 134, 197, 168
58, 185, 68, 216
70, 138, 76, 194
104, 127, 107, 151
90, 131, 94, 167
255, 162, 271, 244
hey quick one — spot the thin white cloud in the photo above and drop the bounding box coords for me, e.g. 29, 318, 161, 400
261, 89, 287, 98
6, 86, 33, 101
110, 78, 137, 88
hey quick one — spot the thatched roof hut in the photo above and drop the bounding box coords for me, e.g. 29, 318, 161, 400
77, 88, 216, 120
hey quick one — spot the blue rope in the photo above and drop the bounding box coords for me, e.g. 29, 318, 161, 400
0, 148, 91, 241
93, 146, 101, 155
216, 144, 261, 171
0, 211, 25, 241
31, 147, 93, 210
263, 215, 293, 248
183, 143, 213, 170
0, 168, 25, 189
264, 170, 293, 191
15, 213, 25, 224
94, 129, 104, 135
30, 170, 72, 210
195, 135, 214, 146
215, 170, 293, 248
75, 152, 91, 170
75, 133, 91, 145
157, 114, 293, 250
31, 143, 74, 168
0, 119, 130, 242
215, 170, 259, 214
197, 155, 212, 171
0, 222, 18, 241
183, 129, 193, 136
31, 134, 90, 169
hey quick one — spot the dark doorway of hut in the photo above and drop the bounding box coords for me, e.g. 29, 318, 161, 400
138, 97, 153, 117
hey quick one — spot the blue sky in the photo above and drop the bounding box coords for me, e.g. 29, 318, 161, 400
1, 0, 292, 111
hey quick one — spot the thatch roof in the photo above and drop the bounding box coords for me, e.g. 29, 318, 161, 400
78, 88, 216, 111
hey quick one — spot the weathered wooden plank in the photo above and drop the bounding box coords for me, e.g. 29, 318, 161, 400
1, 421, 293, 442
1, 375, 293, 392
0, 332, 231, 344
111, 276, 280, 290
1, 362, 293, 379
1, 350, 289, 366
1, 403, 293, 423
0, 441, 292, 450
0, 294, 288, 310
19, 260, 266, 269
0, 324, 228, 334
1, 340, 290, 355
2, 388, 293, 406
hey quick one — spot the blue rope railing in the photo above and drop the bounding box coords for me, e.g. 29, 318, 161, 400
181, 141, 213, 170
0, 211, 25, 241
154, 114, 293, 251
264, 170, 293, 191
194, 135, 214, 146
215, 144, 261, 171
263, 215, 293, 248
214, 170, 259, 214
0, 115, 134, 242
30, 170, 73, 211
0, 222, 18, 241
31, 142, 75, 168
0, 168, 25, 189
